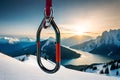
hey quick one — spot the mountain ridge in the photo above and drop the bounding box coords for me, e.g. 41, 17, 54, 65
62, 35, 92, 46
0, 36, 80, 64
71, 29, 120, 59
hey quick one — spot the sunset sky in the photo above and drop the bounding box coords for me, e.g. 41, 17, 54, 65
0, 0, 120, 38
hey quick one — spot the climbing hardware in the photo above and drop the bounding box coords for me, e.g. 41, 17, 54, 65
36, 0, 61, 74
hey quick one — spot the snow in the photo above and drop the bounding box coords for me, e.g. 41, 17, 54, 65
85, 63, 120, 77
41, 37, 55, 50
0, 37, 19, 44
100, 29, 120, 46
15, 55, 29, 61
0, 53, 119, 80
73, 29, 120, 52
86, 64, 105, 74
97, 29, 120, 46
19, 37, 35, 42
0, 36, 35, 44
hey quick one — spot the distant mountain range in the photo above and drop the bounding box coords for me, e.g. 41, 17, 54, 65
71, 29, 120, 59
0, 37, 35, 56
61, 35, 92, 46
0, 36, 80, 64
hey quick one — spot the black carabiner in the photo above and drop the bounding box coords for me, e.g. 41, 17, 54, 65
36, 17, 61, 74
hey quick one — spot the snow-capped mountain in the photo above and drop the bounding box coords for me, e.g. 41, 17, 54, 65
62, 35, 92, 46
100, 29, 120, 46
0, 36, 80, 64
0, 37, 19, 44
71, 29, 120, 59
41, 37, 55, 51
0, 52, 119, 80
0, 36, 35, 44
19, 37, 35, 42
40, 37, 80, 63
0, 36, 35, 57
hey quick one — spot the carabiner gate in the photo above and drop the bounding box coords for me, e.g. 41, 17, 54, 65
36, 17, 61, 74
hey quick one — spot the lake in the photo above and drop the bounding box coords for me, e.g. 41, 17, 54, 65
62, 46, 113, 66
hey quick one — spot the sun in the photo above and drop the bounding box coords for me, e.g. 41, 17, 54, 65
73, 25, 87, 35
75, 31, 84, 35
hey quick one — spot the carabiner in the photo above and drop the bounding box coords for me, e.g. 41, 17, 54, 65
36, 17, 61, 74
43, 8, 53, 29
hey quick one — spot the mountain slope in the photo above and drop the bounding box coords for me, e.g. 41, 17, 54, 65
71, 29, 120, 59
0, 53, 119, 80
41, 38, 80, 63
62, 35, 92, 46
0, 37, 80, 64
85, 59, 120, 77
0, 36, 35, 57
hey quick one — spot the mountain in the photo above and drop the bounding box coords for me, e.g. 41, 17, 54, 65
61, 35, 92, 46
0, 36, 35, 44
35, 37, 80, 63
19, 37, 35, 42
0, 37, 19, 44
0, 36, 35, 56
71, 29, 120, 59
0, 36, 80, 64
0, 53, 119, 80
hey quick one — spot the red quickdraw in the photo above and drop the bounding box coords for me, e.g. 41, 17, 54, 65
36, 0, 61, 74
44, 0, 53, 29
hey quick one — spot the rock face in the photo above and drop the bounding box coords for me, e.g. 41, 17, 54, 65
71, 29, 120, 59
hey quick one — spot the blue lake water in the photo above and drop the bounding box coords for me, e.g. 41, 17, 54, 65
62, 46, 113, 66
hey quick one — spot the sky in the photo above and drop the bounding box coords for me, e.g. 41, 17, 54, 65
0, 0, 120, 38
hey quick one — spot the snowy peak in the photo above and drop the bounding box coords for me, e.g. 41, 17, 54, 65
71, 29, 120, 59
0, 36, 35, 44
19, 37, 35, 42
48, 37, 55, 42
0, 37, 19, 44
71, 29, 120, 51
100, 29, 120, 46
41, 37, 80, 62
41, 37, 55, 51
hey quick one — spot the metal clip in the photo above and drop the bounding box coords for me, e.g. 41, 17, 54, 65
44, 8, 53, 29
36, 17, 61, 74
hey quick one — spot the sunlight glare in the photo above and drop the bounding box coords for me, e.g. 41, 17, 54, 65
73, 24, 88, 35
